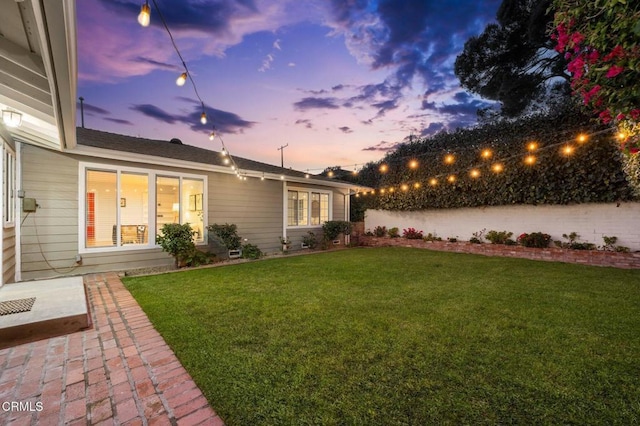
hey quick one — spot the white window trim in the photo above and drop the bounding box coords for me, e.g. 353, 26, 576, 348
78, 161, 207, 253
286, 186, 332, 229
3, 145, 16, 228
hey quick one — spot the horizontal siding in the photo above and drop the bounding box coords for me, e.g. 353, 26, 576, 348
3, 226, 16, 284
209, 174, 283, 253
332, 189, 347, 221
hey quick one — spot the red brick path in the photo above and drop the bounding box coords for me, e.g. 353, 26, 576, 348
0, 273, 224, 425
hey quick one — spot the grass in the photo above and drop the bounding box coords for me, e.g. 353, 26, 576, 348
123, 247, 640, 425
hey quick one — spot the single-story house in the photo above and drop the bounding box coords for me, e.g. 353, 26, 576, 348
0, 0, 362, 284
18, 128, 359, 280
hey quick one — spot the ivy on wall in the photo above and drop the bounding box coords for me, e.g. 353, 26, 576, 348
353, 108, 636, 213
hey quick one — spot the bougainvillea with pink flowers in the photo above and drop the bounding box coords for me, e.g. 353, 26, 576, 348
551, 0, 639, 154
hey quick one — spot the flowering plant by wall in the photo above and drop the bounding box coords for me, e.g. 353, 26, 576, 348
551, 0, 639, 154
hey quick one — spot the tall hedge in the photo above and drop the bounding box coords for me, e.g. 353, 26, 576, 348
354, 108, 636, 212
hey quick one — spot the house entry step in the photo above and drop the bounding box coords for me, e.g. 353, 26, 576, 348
0, 277, 90, 349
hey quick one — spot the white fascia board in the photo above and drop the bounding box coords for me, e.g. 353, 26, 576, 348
66, 144, 365, 190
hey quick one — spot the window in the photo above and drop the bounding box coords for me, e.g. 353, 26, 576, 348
3, 147, 16, 225
287, 188, 330, 227
81, 163, 206, 251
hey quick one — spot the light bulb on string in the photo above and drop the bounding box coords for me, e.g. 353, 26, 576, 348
481, 149, 492, 159
447, 175, 456, 183
414, 182, 421, 189
209, 131, 215, 141
176, 72, 187, 86
577, 134, 588, 143
524, 155, 537, 165
444, 154, 455, 164
429, 178, 438, 186
491, 163, 504, 173
137, 1, 150, 27
470, 169, 480, 178
409, 159, 419, 169
527, 141, 538, 151
380, 188, 386, 194
200, 112, 207, 125
379, 164, 389, 173
561, 145, 575, 156
221, 147, 227, 156
223, 158, 229, 165
389, 187, 395, 193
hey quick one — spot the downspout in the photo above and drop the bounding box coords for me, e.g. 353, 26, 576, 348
15, 142, 22, 282
282, 180, 287, 247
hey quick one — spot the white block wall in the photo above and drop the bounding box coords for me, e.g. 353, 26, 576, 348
365, 202, 640, 251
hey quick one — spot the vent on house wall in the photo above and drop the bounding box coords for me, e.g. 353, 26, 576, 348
169, 138, 183, 145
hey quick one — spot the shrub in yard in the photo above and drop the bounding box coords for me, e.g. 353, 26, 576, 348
554, 232, 596, 250
157, 223, 212, 267
469, 229, 486, 244
423, 233, 442, 242
517, 232, 551, 248
207, 223, 242, 250
486, 230, 514, 245
373, 225, 387, 237
402, 227, 424, 239
602, 235, 630, 252
322, 221, 352, 241
302, 232, 318, 249
241, 243, 263, 259
388, 227, 400, 238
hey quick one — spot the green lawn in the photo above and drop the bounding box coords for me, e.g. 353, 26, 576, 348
123, 247, 640, 425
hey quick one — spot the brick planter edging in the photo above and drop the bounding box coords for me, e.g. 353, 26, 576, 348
359, 236, 640, 269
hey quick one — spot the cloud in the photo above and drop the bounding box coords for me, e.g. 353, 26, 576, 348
338, 126, 353, 133
104, 117, 134, 125
259, 54, 275, 72
361, 140, 402, 152
295, 119, 313, 129
293, 97, 340, 111
288, 62, 296, 67
130, 102, 254, 134
78, 102, 110, 115
273, 39, 281, 50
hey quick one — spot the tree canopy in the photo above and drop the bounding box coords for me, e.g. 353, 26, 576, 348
454, 0, 570, 117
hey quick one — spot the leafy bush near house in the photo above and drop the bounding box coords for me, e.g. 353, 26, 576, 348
448, 237, 458, 243
403, 228, 424, 239
156, 223, 212, 267
601, 235, 630, 253
388, 227, 400, 238
302, 232, 318, 249
486, 230, 514, 245
554, 232, 597, 250
374, 225, 387, 237
469, 229, 486, 244
322, 221, 352, 241
517, 232, 552, 248
423, 233, 442, 242
241, 243, 263, 259
207, 223, 242, 250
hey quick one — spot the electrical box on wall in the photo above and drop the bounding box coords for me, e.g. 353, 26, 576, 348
23, 198, 37, 212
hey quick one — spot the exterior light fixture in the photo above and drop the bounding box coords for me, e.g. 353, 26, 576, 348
414, 182, 421, 189
562, 145, 575, 156
577, 134, 588, 143
1, 110, 22, 128
524, 155, 537, 165
209, 131, 215, 141
223, 158, 230, 165
447, 175, 456, 183
176, 72, 187, 86
200, 112, 207, 125
220, 148, 227, 156
389, 187, 395, 193
491, 163, 504, 173
409, 160, 418, 169
481, 149, 492, 159
527, 142, 538, 151
328, 171, 334, 177
137, 1, 150, 27
429, 178, 438, 186
379, 164, 388, 173
470, 169, 480, 178
305, 173, 310, 178
380, 188, 386, 194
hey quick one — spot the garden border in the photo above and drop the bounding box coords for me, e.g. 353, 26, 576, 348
359, 236, 640, 269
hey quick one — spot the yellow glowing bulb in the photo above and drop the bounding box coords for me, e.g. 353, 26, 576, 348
352, 169, 358, 175
562, 145, 575, 156
137, 3, 150, 27
492, 163, 504, 173
414, 182, 421, 189
389, 187, 395, 193
379, 164, 389, 173
200, 112, 207, 125
618, 132, 627, 140
401, 184, 409, 191
305, 173, 310, 178
444, 154, 455, 164
380, 188, 386, 194
525, 155, 537, 165
209, 132, 215, 141
470, 169, 480, 178
328, 171, 334, 177
409, 160, 419, 169
429, 178, 438, 186
447, 175, 456, 183
481, 149, 492, 159
355, 193, 360, 198
176, 72, 187, 86
371, 190, 375, 195
577, 134, 588, 143
527, 142, 538, 151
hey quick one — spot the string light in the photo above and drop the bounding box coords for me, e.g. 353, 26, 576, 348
527, 142, 538, 151
409, 159, 419, 169
524, 154, 537, 165
617, 132, 627, 140
137, 1, 150, 27
209, 131, 215, 141
447, 175, 456, 183
561, 145, 575, 156
401, 184, 409, 191
328, 171, 334, 177
444, 154, 455, 164
491, 163, 504, 173
380, 188, 386, 194
577, 134, 588, 143
470, 169, 480, 178
389, 187, 395, 193
481, 149, 492, 159
429, 178, 438, 186
379, 164, 389, 173
414, 182, 421, 189
176, 72, 187, 86
305, 173, 310, 178
200, 111, 207, 125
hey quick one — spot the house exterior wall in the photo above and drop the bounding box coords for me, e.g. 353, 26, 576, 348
365, 203, 640, 251
2, 137, 17, 284
19, 144, 353, 279
3, 227, 16, 284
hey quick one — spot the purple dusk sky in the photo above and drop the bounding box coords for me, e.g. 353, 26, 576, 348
77, 0, 501, 172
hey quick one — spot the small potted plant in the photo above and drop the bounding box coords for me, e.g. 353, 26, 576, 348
280, 236, 291, 252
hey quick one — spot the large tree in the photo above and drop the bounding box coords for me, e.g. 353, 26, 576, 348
454, 0, 570, 117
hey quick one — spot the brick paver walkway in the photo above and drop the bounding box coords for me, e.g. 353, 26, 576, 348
0, 272, 224, 425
